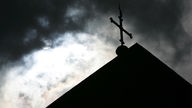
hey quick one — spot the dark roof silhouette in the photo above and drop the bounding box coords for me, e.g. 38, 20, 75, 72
47, 43, 192, 108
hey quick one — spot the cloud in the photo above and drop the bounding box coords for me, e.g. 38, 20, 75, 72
0, 0, 93, 63
0, 32, 115, 108
0, 0, 189, 68
91, 0, 191, 63
1, 0, 192, 107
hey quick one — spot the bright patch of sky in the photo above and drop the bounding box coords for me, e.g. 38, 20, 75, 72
0, 32, 116, 108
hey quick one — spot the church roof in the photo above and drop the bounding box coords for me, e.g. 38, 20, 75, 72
47, 43, 192, 108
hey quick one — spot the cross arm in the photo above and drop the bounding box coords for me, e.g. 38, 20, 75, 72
110, 17, 119, 27
110, 17, 133, 39
123, 29, 133, 39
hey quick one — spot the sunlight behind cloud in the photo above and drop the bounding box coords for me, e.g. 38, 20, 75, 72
0, 32, 115, 108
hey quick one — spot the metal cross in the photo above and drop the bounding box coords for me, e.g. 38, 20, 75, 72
110, 5, 133, 45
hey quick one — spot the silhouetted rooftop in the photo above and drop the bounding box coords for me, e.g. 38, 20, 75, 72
47, 43, 192, 108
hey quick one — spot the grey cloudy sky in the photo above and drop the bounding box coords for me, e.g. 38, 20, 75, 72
0, 0, 192, 107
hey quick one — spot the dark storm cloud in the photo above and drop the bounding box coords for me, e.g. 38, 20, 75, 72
0, 0, 94, 63
91, 0, 191, 64
0, 0, 190, 65
93, 0, 184, 36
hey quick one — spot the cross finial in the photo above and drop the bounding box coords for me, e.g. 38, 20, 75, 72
110, 5, 133, 45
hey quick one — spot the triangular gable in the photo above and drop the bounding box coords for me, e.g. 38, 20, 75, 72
47, 43, 192, 108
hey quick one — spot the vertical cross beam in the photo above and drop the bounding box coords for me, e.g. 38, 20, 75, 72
110, 5, 133, 45
118, 5, 124, 45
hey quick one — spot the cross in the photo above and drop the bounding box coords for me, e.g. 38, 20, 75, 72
110, 5, 133, 45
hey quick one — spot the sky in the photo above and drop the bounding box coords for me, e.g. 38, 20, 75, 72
0, 0, 192, 107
